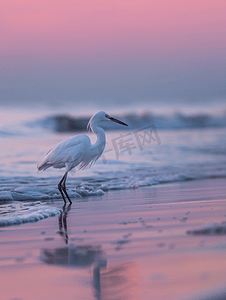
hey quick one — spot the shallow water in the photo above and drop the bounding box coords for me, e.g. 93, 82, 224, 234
0, 108, 226, 225
1, 179, 226, 300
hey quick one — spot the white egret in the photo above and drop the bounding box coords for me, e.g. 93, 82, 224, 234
37, 111, 128, 204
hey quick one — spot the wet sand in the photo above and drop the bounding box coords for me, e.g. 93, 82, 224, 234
1, 178, 226, 300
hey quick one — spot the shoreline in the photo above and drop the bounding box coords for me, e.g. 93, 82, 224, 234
1, 177, 226, 299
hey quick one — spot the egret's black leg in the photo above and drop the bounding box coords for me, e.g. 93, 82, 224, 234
58, 173, 67, 204
61, 173, 72, 204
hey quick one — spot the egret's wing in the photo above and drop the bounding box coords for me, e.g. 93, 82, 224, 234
78, 142, 104, 170
78, 153, 101, 171
37, 135, 89, 171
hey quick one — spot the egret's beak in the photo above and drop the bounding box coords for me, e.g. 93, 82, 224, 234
107, 115, 128, 126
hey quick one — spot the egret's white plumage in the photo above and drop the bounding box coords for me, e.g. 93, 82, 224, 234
37, 111, 128, 204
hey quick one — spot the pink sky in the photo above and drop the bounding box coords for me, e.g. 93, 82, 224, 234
0, 0, 226, 105
1, 0, 225, 58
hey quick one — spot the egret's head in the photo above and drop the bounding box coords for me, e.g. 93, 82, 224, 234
87, 111, 128, 131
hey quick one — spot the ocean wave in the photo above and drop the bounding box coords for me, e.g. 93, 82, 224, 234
0, 202, 61, 227
1, 161, 226, 202
26, 111, 226, 132
0, 186, 105, 202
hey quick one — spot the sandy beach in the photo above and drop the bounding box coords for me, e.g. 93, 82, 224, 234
1, 178, 226, 300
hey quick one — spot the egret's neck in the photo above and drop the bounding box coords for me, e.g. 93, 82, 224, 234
91, 125, 106, 152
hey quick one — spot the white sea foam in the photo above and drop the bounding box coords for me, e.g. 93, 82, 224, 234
1, 160, 226, 202
0, 202, 61, 227
0, 186, 105, 202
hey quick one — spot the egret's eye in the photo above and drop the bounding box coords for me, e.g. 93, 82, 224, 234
105, 114, 110, 119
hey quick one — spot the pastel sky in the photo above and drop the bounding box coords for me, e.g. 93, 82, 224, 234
0, 0, 226, 107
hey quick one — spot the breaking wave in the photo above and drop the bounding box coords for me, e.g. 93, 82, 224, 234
27, 111, 226, 133
0, 201, 61, 227
1, 160, 226, 203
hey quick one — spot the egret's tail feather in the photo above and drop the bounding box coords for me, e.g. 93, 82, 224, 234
37, 161, 66, 171
37, 162, 51, 171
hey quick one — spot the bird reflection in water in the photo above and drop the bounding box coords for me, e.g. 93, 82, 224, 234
57, 203, 71, 244
40, 205, 138, 300
40, 204, 106, 299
